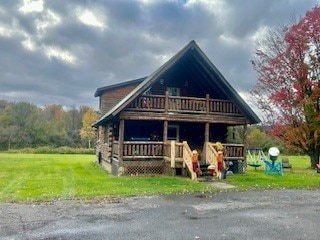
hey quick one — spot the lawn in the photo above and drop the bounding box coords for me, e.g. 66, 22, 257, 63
0, 153, 212, 202
0, 153, 319, 203
225, 155, 320, 189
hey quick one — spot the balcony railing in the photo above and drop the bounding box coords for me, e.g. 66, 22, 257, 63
126, 93, 242, 116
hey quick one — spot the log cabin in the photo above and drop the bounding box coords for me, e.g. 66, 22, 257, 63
93, 40, 260, 180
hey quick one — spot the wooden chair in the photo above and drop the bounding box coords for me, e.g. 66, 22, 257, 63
282, 158, 292, 170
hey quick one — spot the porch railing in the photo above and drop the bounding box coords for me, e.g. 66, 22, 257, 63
111, 140, 244, 179
223, 143, 245, 160
163, 141, 183, 167
206, 142, 218, 167
206, 142, 244, 161
126, 93, 242, 116
182, 141, 197, 180
122, 141, 164, 160
113, 141, 244, 161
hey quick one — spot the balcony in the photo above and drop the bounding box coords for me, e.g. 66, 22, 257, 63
125, 93, 242, 116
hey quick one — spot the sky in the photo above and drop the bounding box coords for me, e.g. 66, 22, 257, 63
0, 0, 319, 113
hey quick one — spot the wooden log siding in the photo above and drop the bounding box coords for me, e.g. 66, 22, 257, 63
126, 94, 242, 115
112, 141, 120, 159
123, 141, 164, 160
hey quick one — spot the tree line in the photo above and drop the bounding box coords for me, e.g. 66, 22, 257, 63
0, 100, 98, 150
0, 99, 282, 153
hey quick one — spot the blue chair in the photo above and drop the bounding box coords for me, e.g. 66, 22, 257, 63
264, 160, 283, 176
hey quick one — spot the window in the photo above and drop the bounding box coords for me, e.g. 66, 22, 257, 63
167, 87, 180, 96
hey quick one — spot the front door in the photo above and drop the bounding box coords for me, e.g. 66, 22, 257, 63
168, 124, 179, 142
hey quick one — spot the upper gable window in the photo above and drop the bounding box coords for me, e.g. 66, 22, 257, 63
144, 87, 152, 95
167, 87, 180, 96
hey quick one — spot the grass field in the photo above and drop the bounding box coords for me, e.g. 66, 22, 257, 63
225, 155, 320, 189
0, 153, 319, 203
0, 153, 212, 202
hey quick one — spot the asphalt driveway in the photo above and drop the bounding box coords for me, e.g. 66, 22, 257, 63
1, 189, 320, 240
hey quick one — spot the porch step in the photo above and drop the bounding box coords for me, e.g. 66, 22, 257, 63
205, 181, 236, 189
199, 163, 212, 177
197, 176, 236, 189
197, 176, 214, 182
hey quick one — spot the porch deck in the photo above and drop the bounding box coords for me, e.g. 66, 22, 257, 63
111, 140, 245, 177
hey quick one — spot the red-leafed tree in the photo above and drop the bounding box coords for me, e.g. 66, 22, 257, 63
251, 6, 320, 168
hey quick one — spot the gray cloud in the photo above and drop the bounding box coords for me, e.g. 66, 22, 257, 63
0, 0, 318, 112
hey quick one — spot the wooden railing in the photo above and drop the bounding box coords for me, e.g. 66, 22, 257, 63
182, 141, 197, 180
207, 142, 245, 161
163, 141, 183, 167
126, 93, 242, 116
206, 142, 218, 168
114, 141, 244, 161
122, 141, 164, 160
112, 140, 244, 179
223, 143, 245, 160
128, 95, 165, 111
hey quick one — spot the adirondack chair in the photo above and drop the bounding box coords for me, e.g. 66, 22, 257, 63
246, 148, 266, 170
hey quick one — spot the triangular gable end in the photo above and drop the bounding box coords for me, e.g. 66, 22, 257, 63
94, 40, 260, 126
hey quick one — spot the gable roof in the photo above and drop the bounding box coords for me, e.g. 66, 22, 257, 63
94, 77, 146, 97
93, 40, 260, 127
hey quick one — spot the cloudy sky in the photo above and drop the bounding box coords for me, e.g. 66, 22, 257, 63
0, 0, 318, 112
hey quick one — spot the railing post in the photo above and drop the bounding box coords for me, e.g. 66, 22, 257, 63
165, 90, 169, 112
170, 140, 175, 168
203, 122, 209, 159
163, 120, 168, 142
206, 94, 210, 114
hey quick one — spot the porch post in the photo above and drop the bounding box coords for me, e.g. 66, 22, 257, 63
203, 122, 210, 160
163, 120, 168, 141
170, 140, 175, 168
205, 122, 210, 142
118, 119, 125, 175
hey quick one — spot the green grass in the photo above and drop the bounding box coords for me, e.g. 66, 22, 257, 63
1, 153, 319, 203
0, 153, 212, 203
225, 155, 320, 189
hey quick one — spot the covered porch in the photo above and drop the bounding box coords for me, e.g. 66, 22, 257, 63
110, 139, 245, 179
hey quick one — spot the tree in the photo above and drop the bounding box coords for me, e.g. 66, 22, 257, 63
0, 126, 19, 150
1, 102, 38, 148
227, 126, 280, 153
246, 126, 283, 153
251, 6, 320, 168
80, 107, 98, 148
